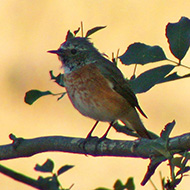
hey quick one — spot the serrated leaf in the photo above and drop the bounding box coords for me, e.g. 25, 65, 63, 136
24, 90, 52, 105
57, 165, 74, 176
49, 71, 65, 87
113, 179, 124, 190
125, 177, 135, 190
35, 159, 54, 173
119, 43, 167, 65
129, 64, 175, 94
85, 26, 106, 38
166, 17, 190, 61
160, 120, 175, 141
66, 30, 75, 40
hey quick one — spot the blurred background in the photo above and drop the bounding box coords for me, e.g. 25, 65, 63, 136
0, 0, 190, 189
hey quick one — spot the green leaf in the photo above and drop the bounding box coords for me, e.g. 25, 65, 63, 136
184, 152, 190, 160
119, 43, 167, 65
141, 156, 166, 186
176, 166, 190, 176
74, 27, 80, 35
129, 64, 175, 93
49, 71, 65, 87
66, 30, 75, 40
125, 177, 135, 190
159, 72, 190, 83
24, 90, 52, 105
113, 179, 124, 190
38, 176, 60, 190
95, 188, 111, 190
166, 17, 190, 61
160, 120, 175, 141
182, 166, 190, 174
35, 159, 54, 173
57, 165, 74, 176
173, 178, 182, 186
170, 157, 183, 168
85, 26, 106, 38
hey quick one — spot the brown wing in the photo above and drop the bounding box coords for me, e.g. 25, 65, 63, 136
95, 57, 147, 118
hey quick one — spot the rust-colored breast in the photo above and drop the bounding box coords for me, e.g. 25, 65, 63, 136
64, 64, 130, 122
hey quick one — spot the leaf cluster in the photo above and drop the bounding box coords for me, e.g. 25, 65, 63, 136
96, 177, 135, 190
35, 159, 74, 190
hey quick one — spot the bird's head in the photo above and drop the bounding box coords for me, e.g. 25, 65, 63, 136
48, 37, 101, 73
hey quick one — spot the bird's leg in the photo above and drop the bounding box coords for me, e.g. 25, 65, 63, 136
99, 121, 114, 140
93, 121, 115, 155
86, 120, 99, 139
79, 121, 99, 154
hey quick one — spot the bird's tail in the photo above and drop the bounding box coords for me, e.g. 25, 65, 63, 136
120, 108, 152, 139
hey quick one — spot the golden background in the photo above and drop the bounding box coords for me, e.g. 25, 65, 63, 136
0, 0, 190, 189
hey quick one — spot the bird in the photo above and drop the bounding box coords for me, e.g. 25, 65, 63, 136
48, 36, 152, 139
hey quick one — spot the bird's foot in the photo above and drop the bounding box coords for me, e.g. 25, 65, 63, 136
79, 135, 98, 155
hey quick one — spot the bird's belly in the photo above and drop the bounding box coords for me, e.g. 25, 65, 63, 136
64, 64, 129, 122
68, 89, 109, 121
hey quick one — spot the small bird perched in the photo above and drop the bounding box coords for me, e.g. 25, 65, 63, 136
48, 35, 151, 139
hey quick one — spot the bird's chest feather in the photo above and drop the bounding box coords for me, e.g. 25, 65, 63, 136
64, 64, 125, 121
64, 64, 109, 111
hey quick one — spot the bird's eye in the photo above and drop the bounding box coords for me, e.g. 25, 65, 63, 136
71, 49, 77, 54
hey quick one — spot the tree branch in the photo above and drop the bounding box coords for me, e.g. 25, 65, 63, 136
0, 133, 189, 161
0, 133, 190, 188
0, 164, 41, 189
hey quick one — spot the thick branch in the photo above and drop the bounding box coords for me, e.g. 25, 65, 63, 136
0, 133, 190, 161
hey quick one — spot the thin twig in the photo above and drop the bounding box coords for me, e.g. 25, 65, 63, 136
0, 164, 41, 189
